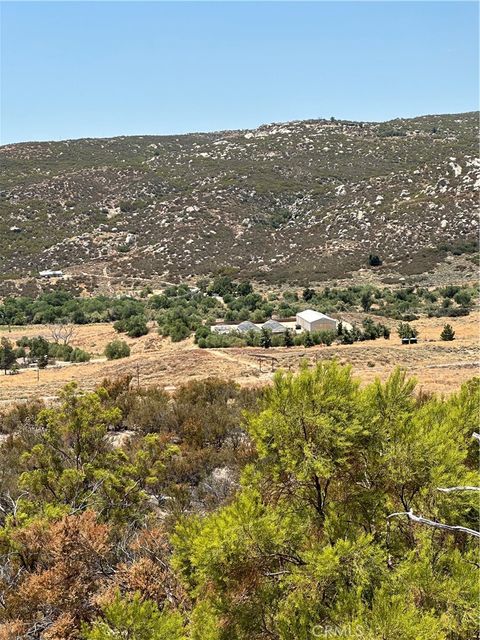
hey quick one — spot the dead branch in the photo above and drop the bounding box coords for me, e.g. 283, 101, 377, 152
437, 486, 480, 493
388, 510, 480, 538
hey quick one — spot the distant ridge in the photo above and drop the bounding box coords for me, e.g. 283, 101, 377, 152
1, 111, 478, 291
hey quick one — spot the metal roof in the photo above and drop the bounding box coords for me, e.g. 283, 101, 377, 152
237, 321, 260, 333
39, 269, 64, 277
296, 309, 336, 323
262, 319, 287, 333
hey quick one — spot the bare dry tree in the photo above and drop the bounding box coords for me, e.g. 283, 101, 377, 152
49, 323, 78, 345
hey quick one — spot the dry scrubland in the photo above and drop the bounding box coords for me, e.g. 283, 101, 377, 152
1, 312, 478, 405
1, 112, 478, 287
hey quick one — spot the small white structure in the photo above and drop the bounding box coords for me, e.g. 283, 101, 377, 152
39, 269, 64, 278
296, 309, 337, 333
211, 324, 235, 335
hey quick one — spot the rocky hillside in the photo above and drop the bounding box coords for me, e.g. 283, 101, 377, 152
1, 112, 478, 289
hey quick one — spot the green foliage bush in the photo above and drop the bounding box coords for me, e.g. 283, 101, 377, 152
105, 339, 131, 360
172, 364, 480, 639
260, 328, 272, 349
454, 290, 472, 307
362, 317, 390, 340
0, 337, 16, 373
114, 315, 148, 338
284, 328, 294, 347
302, 330, 314, 347
440, 323, 455, 341
48, 342, 91, 362
83, 592, 185, 640
302, 287, 315, 301
397, 322, 419, 340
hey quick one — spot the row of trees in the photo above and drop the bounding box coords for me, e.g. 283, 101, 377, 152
300, 282, 475, 319
0, 280, 475, 330
0, 335, 91, 373
195, 327, 338, 350
117, 315, 455, 350
0, 335, 136, 374
0, 365, 477, 637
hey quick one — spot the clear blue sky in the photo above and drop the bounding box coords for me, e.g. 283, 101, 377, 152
1, 1, 478, 144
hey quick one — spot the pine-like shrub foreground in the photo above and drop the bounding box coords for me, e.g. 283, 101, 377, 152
0, 363, 478, 639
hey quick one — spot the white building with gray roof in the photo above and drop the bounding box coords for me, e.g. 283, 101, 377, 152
296, 309, 337, 333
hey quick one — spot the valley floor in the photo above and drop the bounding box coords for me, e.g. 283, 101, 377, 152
1, 312, 478, 405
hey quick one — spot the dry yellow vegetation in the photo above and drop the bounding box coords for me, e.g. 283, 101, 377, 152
1, 312, 478, 406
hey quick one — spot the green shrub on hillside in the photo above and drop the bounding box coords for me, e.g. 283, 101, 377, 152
48, 342, 91, 362
440, 323, 455, 341
114, 315, 148, 338
105, 340, 131, 360
397, 322, 419, 340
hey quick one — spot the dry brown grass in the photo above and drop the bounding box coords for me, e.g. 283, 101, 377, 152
1, 313, 478, 405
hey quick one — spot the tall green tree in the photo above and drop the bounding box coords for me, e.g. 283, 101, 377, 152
0, 337, 16, 374
260, 328, 272, 349
283, 328, 294, 348
440, 323, 455, 341
29, 335, 50, 367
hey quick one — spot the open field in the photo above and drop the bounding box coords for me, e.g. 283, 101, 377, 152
0, 312, 478, 405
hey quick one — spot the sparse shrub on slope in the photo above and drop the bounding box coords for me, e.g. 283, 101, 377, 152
397, 322, 419, 340
440, 323, 455, 341
1, 113, 478, 285
368, 253, 382, 267
105, 339, 131, 360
